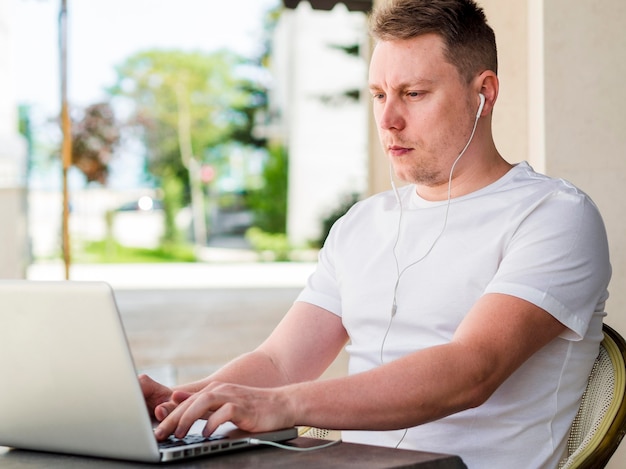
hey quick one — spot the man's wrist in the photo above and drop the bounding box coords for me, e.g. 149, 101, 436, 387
283, 382, 314, 427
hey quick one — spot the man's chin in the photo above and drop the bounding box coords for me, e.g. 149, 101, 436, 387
390, 165, 432, 185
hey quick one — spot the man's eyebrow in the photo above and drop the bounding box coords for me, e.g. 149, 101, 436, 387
368, 78, 436, 91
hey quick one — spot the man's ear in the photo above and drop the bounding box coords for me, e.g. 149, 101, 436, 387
475, 71, 499, 114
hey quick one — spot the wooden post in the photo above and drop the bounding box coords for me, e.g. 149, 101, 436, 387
59, 0, 71, 279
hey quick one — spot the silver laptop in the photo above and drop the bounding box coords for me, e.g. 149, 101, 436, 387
0, 280, 297, 463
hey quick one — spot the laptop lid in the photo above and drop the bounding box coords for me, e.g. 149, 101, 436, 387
0, 280, 297, 463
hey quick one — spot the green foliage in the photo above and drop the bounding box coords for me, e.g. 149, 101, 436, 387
92, 204, 194, 263
329, 43, 360, 57
108, 49, 267, 201
160, 170, 185, 244
316, 42, 364, 106
314, 192, 361, 248
247, 143, 288, 233
245, 227, 291, 262
76, 239, 196, 264
17, 105, 32, 154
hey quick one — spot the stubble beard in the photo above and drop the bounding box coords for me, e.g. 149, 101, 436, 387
390, 155, 448, 187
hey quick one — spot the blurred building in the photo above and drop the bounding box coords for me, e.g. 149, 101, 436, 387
0, 0, 28, 278
269, 2, 369, 246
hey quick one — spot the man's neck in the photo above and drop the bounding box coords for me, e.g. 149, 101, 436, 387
415, 152, 512, 201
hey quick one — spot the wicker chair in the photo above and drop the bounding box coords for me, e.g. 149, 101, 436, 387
559, 324, 626, 468
298, 427, 333, 439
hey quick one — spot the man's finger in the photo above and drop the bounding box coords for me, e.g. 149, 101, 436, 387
171, 390, 193, 404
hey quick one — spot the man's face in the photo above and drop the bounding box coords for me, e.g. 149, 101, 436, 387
369, 34, 478, 188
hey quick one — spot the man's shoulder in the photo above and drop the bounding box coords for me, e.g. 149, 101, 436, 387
504, 161, 593, 201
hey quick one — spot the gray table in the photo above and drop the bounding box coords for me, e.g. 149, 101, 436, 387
0, 437, 466, 468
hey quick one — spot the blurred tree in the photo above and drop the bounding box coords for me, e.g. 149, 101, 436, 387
242, 4, 290, 237
315, 191, 360, 248
108, 49, 267, 244
71, 102, 120, 183
247, 142, 288, 233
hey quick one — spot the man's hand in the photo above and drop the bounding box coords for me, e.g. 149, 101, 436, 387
139, 374, 176, 421
153, 382, 296, 441
149, 303, 346, 441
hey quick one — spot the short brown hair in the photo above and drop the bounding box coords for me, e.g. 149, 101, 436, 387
369, 0, 498, 82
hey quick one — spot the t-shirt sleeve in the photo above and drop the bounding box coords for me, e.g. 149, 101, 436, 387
296, 216, 344, 317
484, 189, 611, 340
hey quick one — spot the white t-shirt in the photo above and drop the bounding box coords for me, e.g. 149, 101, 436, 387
297, 162, 611, 468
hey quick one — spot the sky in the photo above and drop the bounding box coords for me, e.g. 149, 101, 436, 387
13, 0, 280, 117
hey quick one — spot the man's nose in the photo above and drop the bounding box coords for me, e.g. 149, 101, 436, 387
378, 100, 406, 131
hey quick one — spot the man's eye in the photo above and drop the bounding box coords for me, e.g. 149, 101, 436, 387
407, 91, 422, 98
372, 93, 385, 100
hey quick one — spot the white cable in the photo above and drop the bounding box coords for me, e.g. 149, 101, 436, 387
395, 428, 408, 448
382, 111, 480, 354
388, 107, 481, 322
380, 309, 395, 364
249, 438, 342, 452
381, 109, 482, 447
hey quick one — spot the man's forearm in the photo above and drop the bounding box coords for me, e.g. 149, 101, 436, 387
172, 303, 347, 396
284, 295, 568, 432
284, 343, 475, 431
174, 349, 291, 394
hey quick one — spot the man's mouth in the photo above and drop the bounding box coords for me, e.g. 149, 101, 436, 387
388, 145, 413, 157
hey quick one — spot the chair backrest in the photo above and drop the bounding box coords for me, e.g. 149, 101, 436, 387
559, 323, 626, 469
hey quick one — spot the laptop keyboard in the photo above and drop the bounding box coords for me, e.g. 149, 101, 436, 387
159, 434, 226, 449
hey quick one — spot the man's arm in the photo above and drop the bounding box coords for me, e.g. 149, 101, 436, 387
146, 300, 349, 422
154, 292, 566, 440
289, 293, 566, 430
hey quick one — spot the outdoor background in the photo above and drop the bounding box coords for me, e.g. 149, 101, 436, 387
2, 0, 626, 466
7, 0, 361, 402
6, 0, 362, 384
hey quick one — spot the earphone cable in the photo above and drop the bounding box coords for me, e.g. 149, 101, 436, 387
389, 108, 481, 315
381, 103, 482, 447
381, 107, 481, 363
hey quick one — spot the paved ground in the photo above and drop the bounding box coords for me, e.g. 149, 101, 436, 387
27, 260, 349, 387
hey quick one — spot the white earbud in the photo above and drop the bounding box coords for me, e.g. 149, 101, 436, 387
476, 93, 486, 119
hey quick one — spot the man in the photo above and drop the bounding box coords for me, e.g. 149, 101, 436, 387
141, 1, 611, 467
